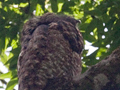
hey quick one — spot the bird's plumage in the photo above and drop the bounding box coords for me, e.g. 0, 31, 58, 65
18, 13, 84, 90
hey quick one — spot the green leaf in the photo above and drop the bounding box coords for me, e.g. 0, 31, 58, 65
36, 4, 44, 16
85, 18, 98, 34
86, 8, 102, 16
19, 2, 29, 7
50, 0, 58, 12
62, 1, 75, 12
96, 47, 107, 57
0, 50, 8, 65
85, 34, 96, 42
38, 0, 45, 10
6, 78, 18, 90
0, 37, 5, 52
57, 0, 64, 3
0, 72, 12, 79
0, 86, 4, 88
85, 49, 99, 65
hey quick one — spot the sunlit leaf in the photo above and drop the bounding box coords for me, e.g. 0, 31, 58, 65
0, 50, 8, 65
19, 2, 29, 7
36, 4, 44, 16
97, 47, 107, 57
0, 72, 12, 79
6, 78, 18, 90
58, 2, 64, 12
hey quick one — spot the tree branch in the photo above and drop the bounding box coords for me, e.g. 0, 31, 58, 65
76, 46, 120, 90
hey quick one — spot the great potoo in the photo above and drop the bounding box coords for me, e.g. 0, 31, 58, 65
17, 12, 84, 90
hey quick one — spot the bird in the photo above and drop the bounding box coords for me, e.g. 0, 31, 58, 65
17, 12, 84, 90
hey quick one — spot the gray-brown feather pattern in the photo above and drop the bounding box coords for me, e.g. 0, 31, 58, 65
18, 13, 84, 90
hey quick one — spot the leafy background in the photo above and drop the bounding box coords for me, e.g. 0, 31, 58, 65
0, 0, 120, 90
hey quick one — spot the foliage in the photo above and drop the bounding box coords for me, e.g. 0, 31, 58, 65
0, 0, 120, 89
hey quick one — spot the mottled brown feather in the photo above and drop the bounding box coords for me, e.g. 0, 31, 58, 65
18, 12, 84, 90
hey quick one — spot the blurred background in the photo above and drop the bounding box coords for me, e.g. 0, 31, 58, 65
0, 0, 120, 90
